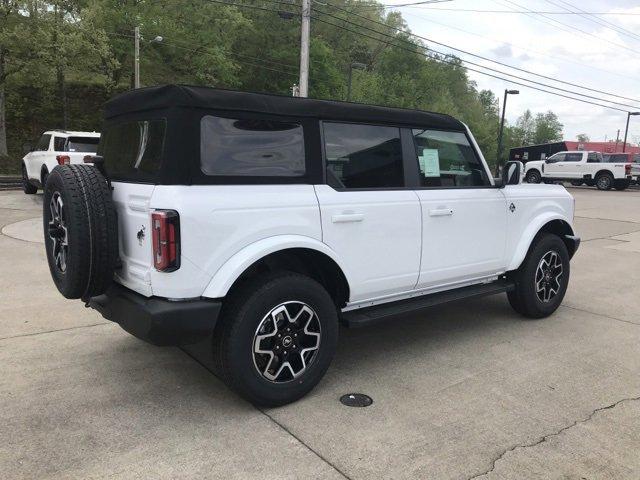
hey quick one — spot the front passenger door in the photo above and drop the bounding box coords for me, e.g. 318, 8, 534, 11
411, 129, 507, 289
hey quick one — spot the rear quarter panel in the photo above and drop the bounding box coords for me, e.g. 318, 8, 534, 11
149, 185, 323, 298
502, 183, 575, 271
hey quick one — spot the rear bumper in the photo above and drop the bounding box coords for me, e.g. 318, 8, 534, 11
89, 283, 222, 346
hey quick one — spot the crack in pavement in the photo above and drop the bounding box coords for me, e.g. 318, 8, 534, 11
467, 396, 640, 480
0, 322, 110, 341
561, 304, 640, 327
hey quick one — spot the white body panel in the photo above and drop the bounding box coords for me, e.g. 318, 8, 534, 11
314, 185, 421, 302
414, 188, 507, 289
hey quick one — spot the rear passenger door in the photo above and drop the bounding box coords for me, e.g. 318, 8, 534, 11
315, 122, 422, 303
410, 129, 507, 289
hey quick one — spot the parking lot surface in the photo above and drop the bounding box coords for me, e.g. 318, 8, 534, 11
1, 186, 639, 479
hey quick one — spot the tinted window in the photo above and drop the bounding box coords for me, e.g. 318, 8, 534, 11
324, 123, 403, 189
546, 153, 565, 163
67, 137, 99, 153
99, 120, 165, 181
564, 153, 583, 162
589, 152, 604, 163
200, 115, 305, 177
603, 153, 627, 163
412, 129, 489, 187
53, 137, 66, 152
35, 134, 51, 151
634, 154, 640, 164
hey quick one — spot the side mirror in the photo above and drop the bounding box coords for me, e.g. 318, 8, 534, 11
502, 161, 523, 186
22, 143, 32, 154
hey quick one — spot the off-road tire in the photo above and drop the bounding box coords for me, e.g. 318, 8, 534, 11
595, 172, 613, 191
22, 164, 37, 194
43, 164, 118, 299
525, 169, 541, 184
213, 272, 339, 406
507, 233, 570, 319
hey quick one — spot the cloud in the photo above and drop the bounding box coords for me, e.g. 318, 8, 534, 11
491, 44, 513, 58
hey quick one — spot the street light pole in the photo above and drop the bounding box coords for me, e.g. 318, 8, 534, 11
496, 89, 519, 174
299, 0, 311, 97
622, 112, 640, 152
134, 26, 140, 89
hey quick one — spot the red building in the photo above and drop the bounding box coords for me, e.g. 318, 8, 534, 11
510, 141, 640, 162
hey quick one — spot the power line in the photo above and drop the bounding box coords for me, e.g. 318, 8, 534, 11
310, 12, 630, 112
399, 9, 640, 83
389, 6, 640, 15
497, 0, 639, 55
317, 1, 640, 105
545, 0, 640, 43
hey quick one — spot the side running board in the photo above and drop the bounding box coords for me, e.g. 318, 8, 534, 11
341, 279, 515, 328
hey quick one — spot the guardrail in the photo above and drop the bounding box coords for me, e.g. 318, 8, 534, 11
0, 176, 22, 191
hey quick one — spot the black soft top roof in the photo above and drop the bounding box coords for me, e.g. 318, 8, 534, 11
104, 84, 466, 130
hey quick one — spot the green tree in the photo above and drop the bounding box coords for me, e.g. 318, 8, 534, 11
576, 133, 589, 142
533, 111, 563, 144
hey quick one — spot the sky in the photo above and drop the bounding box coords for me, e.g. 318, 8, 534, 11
385, 0, 640, 144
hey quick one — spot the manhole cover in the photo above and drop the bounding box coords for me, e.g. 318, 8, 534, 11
340, 393, 373, 407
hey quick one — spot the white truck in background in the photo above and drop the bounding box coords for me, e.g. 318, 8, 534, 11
21, 130, 101, 194
524, 150, 632, 191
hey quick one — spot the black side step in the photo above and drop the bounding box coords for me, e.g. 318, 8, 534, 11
341, 279, 515, 328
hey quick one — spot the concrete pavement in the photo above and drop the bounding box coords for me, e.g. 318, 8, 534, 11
1, 187, 639, 479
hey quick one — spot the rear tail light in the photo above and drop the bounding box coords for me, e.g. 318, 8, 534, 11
151, 210, 180, 272
56, 155, 70, 165
626, 164, 631, 175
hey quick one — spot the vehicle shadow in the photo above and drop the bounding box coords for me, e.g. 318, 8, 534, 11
181, 293, 523, 394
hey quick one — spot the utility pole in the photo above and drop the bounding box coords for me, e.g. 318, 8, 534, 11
299, 0, 311, 97
134, 26, 141, 89
615, 129, 620, 152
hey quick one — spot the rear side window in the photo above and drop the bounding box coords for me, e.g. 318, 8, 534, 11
412, 129, 489, 187
53, 137, 66, 152
200, 115, 305, 177
603, 153, 625, 163
67, 137, 99, 153
323, 122, 403, 189
564, 153, 583, 162
99, 120, 166, 181
589, 152, 604, 163
35, 134, 51, 151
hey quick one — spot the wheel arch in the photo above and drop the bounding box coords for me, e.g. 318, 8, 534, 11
201, 237, 352, 308
40, 164, 50, 184
507, 216, 576, 271
594, 169, 613, 179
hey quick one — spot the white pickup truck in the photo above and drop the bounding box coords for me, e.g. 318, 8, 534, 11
21, 130, 101, 194
524, 150, 632, 190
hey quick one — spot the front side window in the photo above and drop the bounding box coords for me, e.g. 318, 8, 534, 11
323, 122, 403, 189
200, 115, 305, 177
99, 119, 166, 181
412, 129, 490, 187
35, 134, 51, 151
546, 153, 565, 163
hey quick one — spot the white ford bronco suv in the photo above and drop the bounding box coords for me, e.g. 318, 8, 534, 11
22, 130, 101, 194
524, 150, 632, 191
43, 85, 579, 406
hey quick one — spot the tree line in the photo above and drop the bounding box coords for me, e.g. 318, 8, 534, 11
0, 0, 564, 173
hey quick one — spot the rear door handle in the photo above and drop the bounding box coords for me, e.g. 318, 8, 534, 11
429, 208, 454, 217
332, 213, 364, 223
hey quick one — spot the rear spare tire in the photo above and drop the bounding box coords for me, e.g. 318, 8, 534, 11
43, 164, 118, 299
